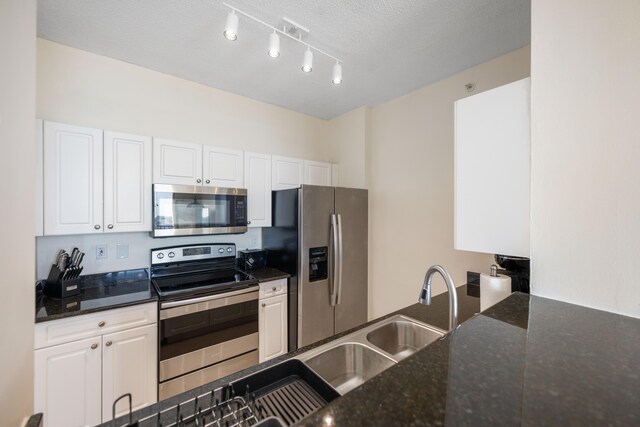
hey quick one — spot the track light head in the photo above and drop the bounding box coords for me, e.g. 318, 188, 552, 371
223, 10, 239, 41
268, 31, 280, 58
332, 62, 343, 85
302, 49, 313, 73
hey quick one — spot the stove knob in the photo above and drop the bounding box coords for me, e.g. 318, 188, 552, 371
227, 247, 233, 253
218, 248, 224, 254
157, 253, 165, 259
168, 252, 175, 258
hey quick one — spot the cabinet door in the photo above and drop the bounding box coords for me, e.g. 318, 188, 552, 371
454, 77, 531, 257
244, 152, 272, 227
152, 138, 203, 185
102, 324, 157, 421
303, 160, 332, 186
259, 293, 287, 362
272, 155, 303, 190
203, 146, 244, 188
104, 132, 152, 233
34, 336, 102, 427
43, 121, 103, 235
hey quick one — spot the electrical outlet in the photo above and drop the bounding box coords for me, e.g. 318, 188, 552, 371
96, 244, 108, 259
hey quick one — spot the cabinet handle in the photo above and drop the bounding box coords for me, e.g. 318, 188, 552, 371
107, 224, 113, 229
94, 224, 101, 230
197, 179, 202, 184
247, 221, 251, 225
206, 179, 210, 184
91, 343, 98, 350
98, 321, 106, 327
272, 287, 277, 291
262, 303, 266, 307
105, 340, 113, 347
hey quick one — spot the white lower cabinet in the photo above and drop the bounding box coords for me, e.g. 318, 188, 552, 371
258, 279, 288, 362
34, 303, 157, 427
102, 324, 158, 421
34, 336, 103, 427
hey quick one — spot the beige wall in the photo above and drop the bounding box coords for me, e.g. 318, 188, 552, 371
37, 39, 329, 161
0, 0, 36, 424
326, 106, 370, 189
368, 46, 531, 318
530, 0, 640, 317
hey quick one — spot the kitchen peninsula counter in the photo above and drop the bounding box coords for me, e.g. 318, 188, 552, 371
108, 285, 640, 426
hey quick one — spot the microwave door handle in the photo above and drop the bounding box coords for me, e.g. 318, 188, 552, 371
330, 214, 339, 306
336, 214, 344, 305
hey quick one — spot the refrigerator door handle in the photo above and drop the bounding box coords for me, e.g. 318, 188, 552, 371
330, 214, 339, 306
336, 214, 344, 305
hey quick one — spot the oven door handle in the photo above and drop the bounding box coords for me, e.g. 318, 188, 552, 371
160, 286, 258, 309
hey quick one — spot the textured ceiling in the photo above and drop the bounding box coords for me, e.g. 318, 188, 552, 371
37, 0, 531, 120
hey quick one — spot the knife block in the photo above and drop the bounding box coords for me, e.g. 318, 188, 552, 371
44, 265, 83, 299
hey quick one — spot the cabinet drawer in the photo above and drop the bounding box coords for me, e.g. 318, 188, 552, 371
259, 278, 287, 299
35, 302, 157, 349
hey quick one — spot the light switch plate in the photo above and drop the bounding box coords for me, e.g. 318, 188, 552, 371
116, 243, 129, 259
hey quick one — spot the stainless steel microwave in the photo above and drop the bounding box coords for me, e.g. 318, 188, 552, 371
152, 184, 248, 237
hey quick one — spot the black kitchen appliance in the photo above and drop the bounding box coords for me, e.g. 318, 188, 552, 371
237, 249, 267, 270
495, 254, 530, 293
150, 243, 259, 400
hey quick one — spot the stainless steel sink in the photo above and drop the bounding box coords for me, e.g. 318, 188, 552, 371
296, 315, 446, 395
302, 343, 395, 395
366, 318, 444, 360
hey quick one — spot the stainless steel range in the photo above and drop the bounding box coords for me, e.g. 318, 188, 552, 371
150, 243, 259, 400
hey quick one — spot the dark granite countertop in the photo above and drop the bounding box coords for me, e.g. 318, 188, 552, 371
108, 284, 640, 426
35, 269, 157, 323
301, 292, 640, 426
242, 267, 291, 283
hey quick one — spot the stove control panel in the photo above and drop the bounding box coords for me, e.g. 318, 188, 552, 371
151, 244, 236, 265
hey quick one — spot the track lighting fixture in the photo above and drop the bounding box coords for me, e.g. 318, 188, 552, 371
223, 10, 238, 41
332, 62, 342, 84
222, 3, 343, 85
302, 48, 313, 73
268, 31, 280, 58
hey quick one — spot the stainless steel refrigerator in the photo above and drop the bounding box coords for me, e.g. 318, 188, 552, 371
262, 185, 368, 350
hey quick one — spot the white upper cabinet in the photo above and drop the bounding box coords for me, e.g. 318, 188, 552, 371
203, 146, 244, 188
244, 152, 272, 227
44, 121, 104, 235
153, 138, 203, 185
104, 131, 152, 233
272, 155, 303, 190
454, 77, 531, 258
304, 160, 332, 186
35, 119, 44, 237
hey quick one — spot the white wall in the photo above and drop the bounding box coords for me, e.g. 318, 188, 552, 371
530, 0, 640, 317
369, 46, 531, 318
37, 39, 329, 161
0, 0, 36, 424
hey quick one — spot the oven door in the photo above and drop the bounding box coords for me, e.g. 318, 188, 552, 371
158, 287, 259, 399
152, 184, 247, 237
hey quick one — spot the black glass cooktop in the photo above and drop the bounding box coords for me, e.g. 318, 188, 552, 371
152, 269, 257, 300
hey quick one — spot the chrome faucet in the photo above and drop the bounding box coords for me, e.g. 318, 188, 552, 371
418, 265, 459, 330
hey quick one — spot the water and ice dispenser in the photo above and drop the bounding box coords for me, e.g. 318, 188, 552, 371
309, 247, 328, 282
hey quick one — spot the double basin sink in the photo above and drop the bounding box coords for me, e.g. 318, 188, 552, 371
296, 315, 446, 395
239, 315, 446, 426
